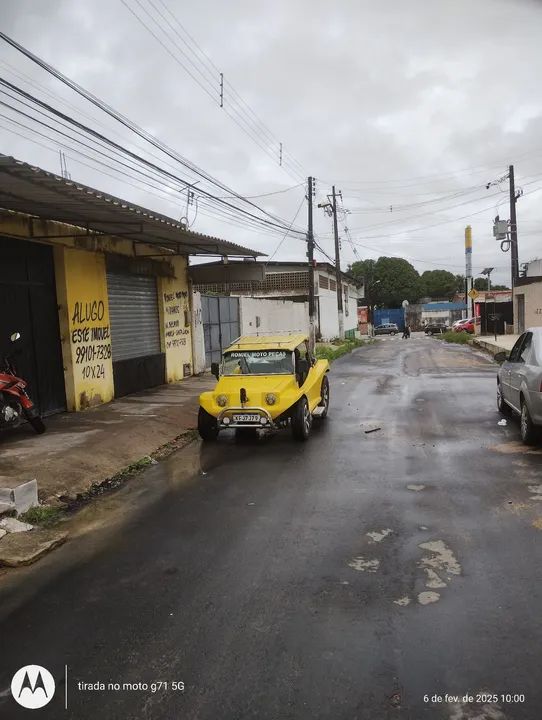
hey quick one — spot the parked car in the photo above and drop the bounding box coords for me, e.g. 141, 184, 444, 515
374, 323, 399, 336
424, 323, 449, 335
198, 333, 330, 442
496, 328, 542, 444
453, 317, 475, 333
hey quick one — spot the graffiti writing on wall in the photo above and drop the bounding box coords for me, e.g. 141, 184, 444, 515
71, 299, 112, 380
163, 290, 190, 349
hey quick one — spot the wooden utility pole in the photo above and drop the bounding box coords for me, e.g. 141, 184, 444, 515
307, 176, 316, 349
509, 164, 519, 289
331, 186, 345, 340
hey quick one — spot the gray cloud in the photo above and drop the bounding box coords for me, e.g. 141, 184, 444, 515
1, 0, 541, 282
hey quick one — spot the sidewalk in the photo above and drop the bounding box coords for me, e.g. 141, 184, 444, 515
472, 334, 519, 355
0, 375, 213, 505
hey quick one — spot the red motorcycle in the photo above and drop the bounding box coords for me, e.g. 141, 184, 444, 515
0, 332, 45, 434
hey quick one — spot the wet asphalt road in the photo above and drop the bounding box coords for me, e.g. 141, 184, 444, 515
2, 334, 542, 720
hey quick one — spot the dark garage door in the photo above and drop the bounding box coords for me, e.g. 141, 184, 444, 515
202, 295, 240, 367
0, 236, 66, 415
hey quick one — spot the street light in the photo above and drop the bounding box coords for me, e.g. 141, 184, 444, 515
481, 267, 495, 338
480, 267, 494, 291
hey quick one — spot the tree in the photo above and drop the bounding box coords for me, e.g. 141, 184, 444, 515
421, 269, 457, 299
374, 257, 423, 306
350, 256, 423, 307
473, 277, 509, 291
454, 274, 465, 293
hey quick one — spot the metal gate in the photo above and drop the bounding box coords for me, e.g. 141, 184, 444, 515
202, 296, 240, 367
106, 270, 165, 397
0, 236, 66, 415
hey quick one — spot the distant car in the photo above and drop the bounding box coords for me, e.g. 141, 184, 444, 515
496, 328, 542, 444
453, 317, 475, 333
424, 323, 449, 335
374, 323, 399, 335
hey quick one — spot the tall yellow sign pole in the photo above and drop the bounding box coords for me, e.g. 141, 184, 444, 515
465, 225, 473, 317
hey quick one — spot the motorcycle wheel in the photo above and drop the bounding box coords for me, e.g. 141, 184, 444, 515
28, 416, 46, 434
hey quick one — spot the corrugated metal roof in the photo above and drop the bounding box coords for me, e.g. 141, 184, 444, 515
0, 155, 260, 258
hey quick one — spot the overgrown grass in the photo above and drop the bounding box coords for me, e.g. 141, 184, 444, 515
19, 505, 64, 528
438, 331, 473, 345
315, 338, 368, 362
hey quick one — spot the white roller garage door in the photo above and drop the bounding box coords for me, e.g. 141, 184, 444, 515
106, 271, 161, 361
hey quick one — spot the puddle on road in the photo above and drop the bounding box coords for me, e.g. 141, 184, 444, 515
347, 556, 380, 572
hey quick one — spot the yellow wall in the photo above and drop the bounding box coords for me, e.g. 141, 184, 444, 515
158, 256, 193, 382
1, 211, 195, 411
54, 247, 114, 410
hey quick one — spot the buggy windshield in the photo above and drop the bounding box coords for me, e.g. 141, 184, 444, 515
222, 350, 293, 375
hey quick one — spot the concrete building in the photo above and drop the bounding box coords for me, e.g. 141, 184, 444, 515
193, 260, 363, 342
514, 260, 542, 333
0, 156, 258, 414
421, 301, 467, 327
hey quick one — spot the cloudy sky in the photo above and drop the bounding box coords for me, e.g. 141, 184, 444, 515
1, 0, 541, 284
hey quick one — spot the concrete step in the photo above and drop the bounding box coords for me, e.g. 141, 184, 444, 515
0, 477, 38, 514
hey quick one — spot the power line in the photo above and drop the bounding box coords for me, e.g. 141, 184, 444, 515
268, 194, 306, 260
119, 0, 305, 182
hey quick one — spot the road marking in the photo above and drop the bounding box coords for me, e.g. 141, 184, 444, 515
393, 596, 411, 606
418, 591, 440, 605
347, 556, 380, 572
419, 540, 461, 576
407, 484, 425, 491
425, 568, 447, 589
366, 528, 392, 543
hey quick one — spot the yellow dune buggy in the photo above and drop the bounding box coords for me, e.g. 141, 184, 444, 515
198, 333, 330, 441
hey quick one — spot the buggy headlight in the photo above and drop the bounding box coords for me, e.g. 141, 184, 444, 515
265, 393, 277, 405
216, 394, 228, 407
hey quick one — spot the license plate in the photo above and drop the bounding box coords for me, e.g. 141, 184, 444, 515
232, 414, 260, 423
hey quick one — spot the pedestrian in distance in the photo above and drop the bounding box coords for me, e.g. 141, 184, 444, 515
402, 325, 411, 339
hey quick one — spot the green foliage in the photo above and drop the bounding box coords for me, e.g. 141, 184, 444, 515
438, 331, 472, 344
421, 269, 457, 298
454, 274, 466, 292
19, 505, 64, 528
349, 256, 423, 307
315, 339, 366, 362
473, 278, 509, 291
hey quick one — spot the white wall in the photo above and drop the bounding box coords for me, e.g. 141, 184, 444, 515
318, 285, 360, 340
239, 296, 309, 336
526, 259, 542, 277
191, 291, 207, 374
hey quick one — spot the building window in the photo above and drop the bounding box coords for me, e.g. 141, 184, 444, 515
319, 274, 329, 290
344, 286, 349, 316
329, 279, 337, 292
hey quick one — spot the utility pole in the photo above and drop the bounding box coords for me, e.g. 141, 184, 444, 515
307, 176, 316, 350
509, 164, 519, 289
331, 186, 345, 340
